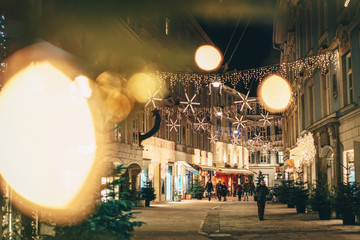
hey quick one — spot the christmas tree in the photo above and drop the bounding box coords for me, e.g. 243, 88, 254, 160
256, 171, 264, 187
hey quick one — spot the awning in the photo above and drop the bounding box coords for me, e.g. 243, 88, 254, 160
199, 165, 219, 171
218, 168, 258, 175
177, 161, 199, 174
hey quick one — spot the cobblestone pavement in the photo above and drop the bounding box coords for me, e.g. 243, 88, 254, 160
132, 196, 360, 240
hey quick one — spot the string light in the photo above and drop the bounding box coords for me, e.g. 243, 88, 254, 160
297, 132, 316, 165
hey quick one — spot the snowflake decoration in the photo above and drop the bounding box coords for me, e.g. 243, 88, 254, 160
234, 90, 256, 111
247, 139, 255, 147
231, 133, 241, 145
233, 115, 247, 129
262, 142, 272, 151
194, 117, 208, 131
259, 112, 274, 126
145, 90, 162, 108
253, 133, 263, 143
208, 133, 218, 144
180, 93, 200, 113
167, 119, 180, 132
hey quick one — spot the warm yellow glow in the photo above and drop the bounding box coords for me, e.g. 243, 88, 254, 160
258, 75, 291, 113
74, 75, 92, 98
127, 73, 160, 103
0, 62, 96, 211
195, 45, 223, 71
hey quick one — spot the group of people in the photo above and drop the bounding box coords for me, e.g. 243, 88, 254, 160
204, 178, 269, 221
236, 179, 255, 201
205, 180, 229, 201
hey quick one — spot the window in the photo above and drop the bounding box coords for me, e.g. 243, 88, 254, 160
140, 111, 146, 133
165, 113, 170, 140
260, 127, 266, 139
308, 84, 314, 124
132, 118, 138, 144
186, 122, 191, 146
278, 151, 283, 164
326, 72, 331, 114
177, 118, 182, 144
260, 151, 268, 163
194, 131, 198, 148
318, 0, 328, 36
305, 4, 312, 51
301, 94, 305, 130
342, 52, 353, 105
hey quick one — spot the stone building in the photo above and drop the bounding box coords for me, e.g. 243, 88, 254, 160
273, 0, 360, 186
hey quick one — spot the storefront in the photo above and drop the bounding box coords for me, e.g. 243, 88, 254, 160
214, 169, 257, 195
175, 161, 199, 197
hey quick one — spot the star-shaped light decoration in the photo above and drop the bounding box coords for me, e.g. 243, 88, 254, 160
233, 115, 247, 129
194, 117, 208, 131
247, 139, 255, 147
208, 133, 218, 144
180, 93, 200, 113
234, 90, 256, 111
145, 90, 162, 108
253, 133, 263, 143
259, 112, 274, 126
167, 119, 180, 132
262, 142, 272, 151
231, 134, 241, 145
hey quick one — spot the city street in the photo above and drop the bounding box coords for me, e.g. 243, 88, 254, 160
133, 196, 360, 240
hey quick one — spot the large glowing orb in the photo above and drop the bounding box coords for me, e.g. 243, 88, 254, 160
195, 45, 223, 71
257, 75, 291, 113
0, 42, 103, 224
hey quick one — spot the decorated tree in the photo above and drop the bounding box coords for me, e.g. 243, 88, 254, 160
54, 165, 144, 240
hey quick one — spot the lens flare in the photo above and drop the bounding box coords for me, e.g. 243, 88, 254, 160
195, 45, 223, 71
127, 73, 160, 103
0, 42, 106, 224
257, 74, 291, 113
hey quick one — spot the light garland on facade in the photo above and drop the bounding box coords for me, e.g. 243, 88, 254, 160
142, 137, 175, 179
296, 132, 316, 165
151, 51, 337, 94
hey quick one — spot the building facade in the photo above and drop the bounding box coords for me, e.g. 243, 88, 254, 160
273, 0, 360, 186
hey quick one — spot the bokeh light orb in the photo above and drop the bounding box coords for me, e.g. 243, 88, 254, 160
0, 42, 105, 224
195, 45, 223, 71
257, 74, 292, 113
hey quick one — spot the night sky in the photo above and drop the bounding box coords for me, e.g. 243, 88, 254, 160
194, 0, 280, 96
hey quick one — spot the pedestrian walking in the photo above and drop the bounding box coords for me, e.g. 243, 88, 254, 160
216, 180, 222, 201
250, 181, 255, 196
205, 179, 214, 201
254, 180, 269, 221
221, 182, 228, 201
237, 183, 243, 201
243, 179, 250, 201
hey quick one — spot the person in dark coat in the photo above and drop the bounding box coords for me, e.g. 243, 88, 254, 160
237, 183, 243, 201
205, 179, 214, 201
254, 180, 269, 220
250, 181, 255, 196
221, 182, 228, 201
215, 180, 222, 201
